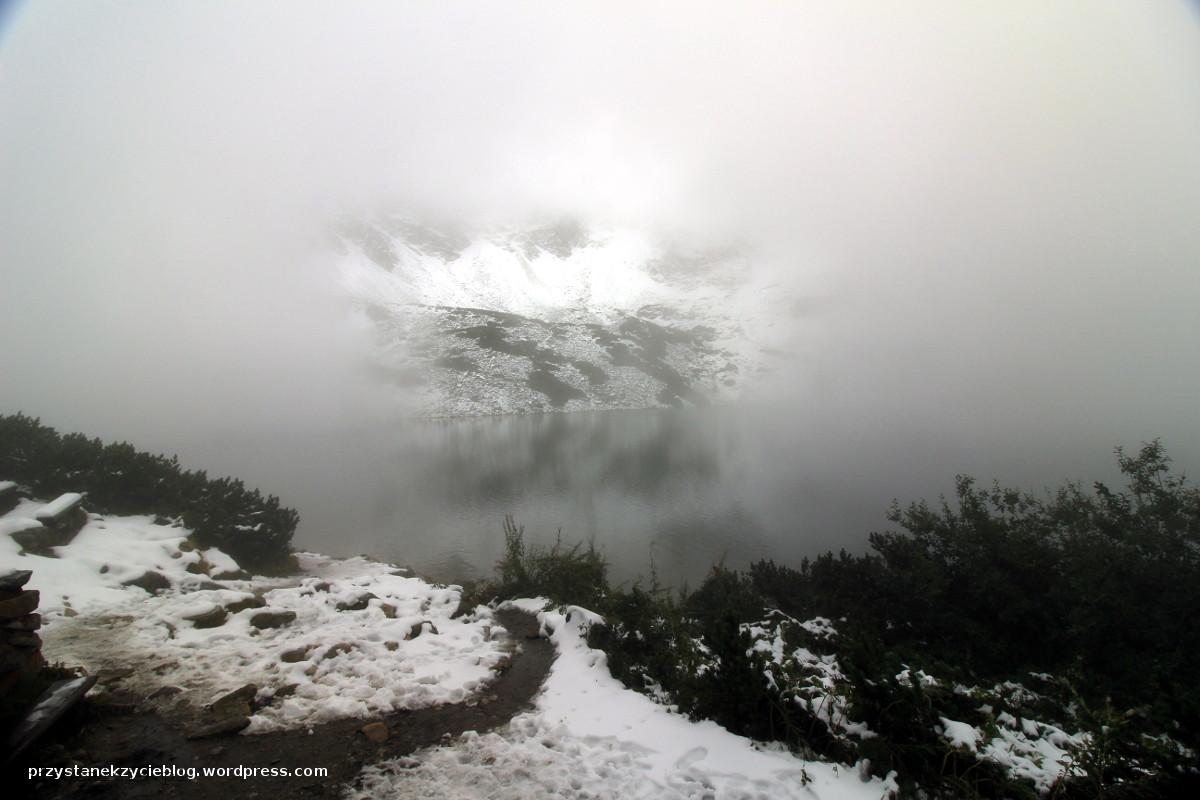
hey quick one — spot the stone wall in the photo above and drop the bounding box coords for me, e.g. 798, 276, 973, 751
0, 570, 44, 696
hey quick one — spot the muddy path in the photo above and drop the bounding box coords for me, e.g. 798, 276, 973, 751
9, 610, 553, 799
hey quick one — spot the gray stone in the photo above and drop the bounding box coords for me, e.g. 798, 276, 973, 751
209, 683, 258, 717
324, 642, 355, 659
187, 715, 250, 739
336, 592, 378, 612
1, 612, 41, 631
0, 590, 39, 620
122, 571, 171, 594
0, 570, 32, 593
249, 610, 296, 630
96, 667, 135, 685
2, 630, 41, 649
279, 646, 311, 664
224, 594, 267, 614
213, 569, 251, 581
5, 675, 98, 764
183, 606, 227, 629
405, 620, 439, 640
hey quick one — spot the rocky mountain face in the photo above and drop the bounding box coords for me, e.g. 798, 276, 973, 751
336, 217, 784, 417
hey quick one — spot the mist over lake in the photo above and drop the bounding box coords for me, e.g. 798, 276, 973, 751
144, 401, 1181, 588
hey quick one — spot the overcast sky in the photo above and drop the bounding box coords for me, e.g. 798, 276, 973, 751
1, 1, 1198, 471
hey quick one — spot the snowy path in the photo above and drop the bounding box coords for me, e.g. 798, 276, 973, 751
25, 610, 555, 800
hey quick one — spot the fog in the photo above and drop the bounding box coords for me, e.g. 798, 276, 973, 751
2, 2, 1199, 561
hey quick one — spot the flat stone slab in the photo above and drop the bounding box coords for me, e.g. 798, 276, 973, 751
35, 493, 84, 521
0, 570, 33, 593
5, 674, 98, 764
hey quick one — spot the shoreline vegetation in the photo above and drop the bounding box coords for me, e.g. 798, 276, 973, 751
466, 443, 1200, 798
3, 412, 1197, 796
0, 414, 297, 573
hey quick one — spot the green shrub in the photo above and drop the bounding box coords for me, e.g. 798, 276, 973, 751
476, 442, 1200, 798
0, 413, 297, 571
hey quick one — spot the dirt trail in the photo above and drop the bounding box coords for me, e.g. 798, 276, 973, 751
10, 610, 553, 799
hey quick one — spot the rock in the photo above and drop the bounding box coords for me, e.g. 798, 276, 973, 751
183, 606, 227, 629
188, 716, 250, 739
250, 610, 296, 629
2, 612, 41, 631
0, 570, 33, 593
6, 676, 98, 763
280, 646, 312, 663
178, 539, 195, 552
0, 589, 39, 619
359, 721, 389, 743
62, 607, 78, 618
122, 571, 170, 594
99, 564, 110, 573
313, 582, 331, 593
224, 595, 267, 614
380, 603, 397, 619
272, 683, 299, 700
183, 579, 226, 592
185, 562, 208, 575
96, 667, 135, 685
405, 620, 438, 640
209, 683, 258, 717
213, 569, 252, 581
148, 685, 183, 700
2, 630, 41, 649
324, 642, 354, 659
384, 641, 399, 652
336, 593, 378, 612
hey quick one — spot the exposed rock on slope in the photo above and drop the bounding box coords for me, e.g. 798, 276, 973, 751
336, 218, 789, 416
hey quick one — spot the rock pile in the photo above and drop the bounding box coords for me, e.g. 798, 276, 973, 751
0, 570, 44, 695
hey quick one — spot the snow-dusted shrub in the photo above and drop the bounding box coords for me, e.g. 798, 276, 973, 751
0, 413, 298, 571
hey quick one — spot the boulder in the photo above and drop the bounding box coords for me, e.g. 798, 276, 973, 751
187, 716, 250, 739
122, 571, 170, 594
0, 569, 32, 594
5, 675, 98, 763
208, 683, 258, 717
249, 610, 296, 630
96, 667, 135, 685
183, 606, 227, 629
32, 494, 88, 548
279, 646, 312, 664
336, 592, 378, 612
9, 521, 52, 557
324, 642, 355, 659
1, 630, 41, 649
405, 620, 438, 640
272, 683, 299, 700
1, 612, 41, 631
0, 590, 39, 620
213, 569, 251, 581
223, 594, 266, 614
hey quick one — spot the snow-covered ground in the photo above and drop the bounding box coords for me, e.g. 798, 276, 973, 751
2, 490, 1098, 796
351, 601, 898, 800
2, 498, 506, 731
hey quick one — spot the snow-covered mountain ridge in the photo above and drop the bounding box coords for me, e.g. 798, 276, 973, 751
336, 217, 787, 417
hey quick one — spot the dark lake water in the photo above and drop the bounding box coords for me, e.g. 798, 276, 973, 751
166, 404, 1159, 588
